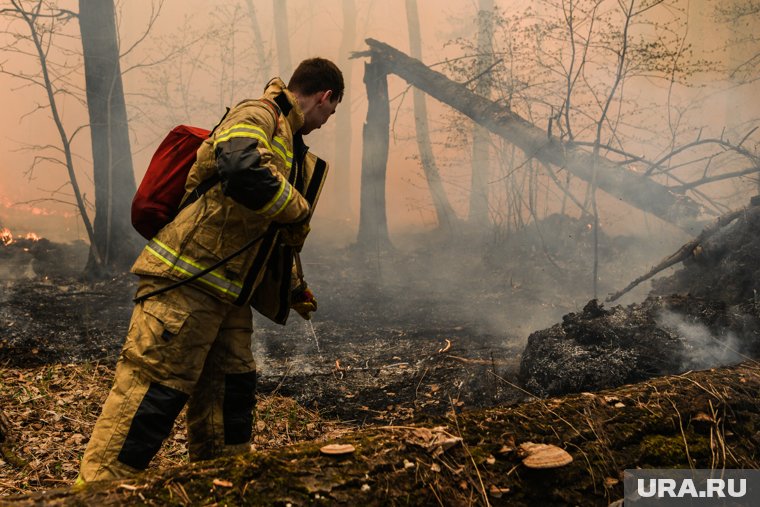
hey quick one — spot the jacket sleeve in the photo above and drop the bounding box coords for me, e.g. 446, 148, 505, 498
213, 103, 309, 223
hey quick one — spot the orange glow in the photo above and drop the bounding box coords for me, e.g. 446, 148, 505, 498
24, 232, 41, 241
1, 227, 13, 246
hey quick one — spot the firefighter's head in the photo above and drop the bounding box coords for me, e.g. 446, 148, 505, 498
289, 57, 344, 135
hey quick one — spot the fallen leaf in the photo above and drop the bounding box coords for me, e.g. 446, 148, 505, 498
213, 478, 233, 488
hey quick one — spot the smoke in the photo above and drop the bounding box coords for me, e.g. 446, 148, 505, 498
657, 310, 745, 371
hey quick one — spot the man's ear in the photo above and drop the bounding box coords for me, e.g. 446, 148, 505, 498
319, 90, 333, 104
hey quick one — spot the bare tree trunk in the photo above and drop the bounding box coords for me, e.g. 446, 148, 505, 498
469, 0, 494, 228
79, 0, 141, 275
331, 0, 356, 220
357, 60, 391, 249
272, 0, 292, 78
362, 38, 704, 233
405, 0, 457, 230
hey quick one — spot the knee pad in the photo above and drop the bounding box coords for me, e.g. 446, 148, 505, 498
117, 382, 188, 470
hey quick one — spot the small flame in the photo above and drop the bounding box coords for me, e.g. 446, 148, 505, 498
0, 228, 41, 245
1, 227, 13, 246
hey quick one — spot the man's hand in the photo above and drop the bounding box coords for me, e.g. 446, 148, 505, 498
279, 221, 310, 252
291, 287, 317, 320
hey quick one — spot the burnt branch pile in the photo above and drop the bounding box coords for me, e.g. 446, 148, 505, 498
521, 202, 760, 396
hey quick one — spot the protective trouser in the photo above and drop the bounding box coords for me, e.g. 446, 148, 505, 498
78, 276, 257, 483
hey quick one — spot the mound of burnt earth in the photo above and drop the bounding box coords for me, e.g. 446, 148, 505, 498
520, 203, 760, 397
519, 296, 760, 396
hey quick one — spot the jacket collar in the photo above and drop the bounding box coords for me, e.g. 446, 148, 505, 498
262, 78, 304, 134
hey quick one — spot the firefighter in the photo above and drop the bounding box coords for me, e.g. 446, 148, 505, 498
77, 58, 343, 483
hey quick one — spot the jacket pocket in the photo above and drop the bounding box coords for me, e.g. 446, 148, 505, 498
123, 298, 192, 372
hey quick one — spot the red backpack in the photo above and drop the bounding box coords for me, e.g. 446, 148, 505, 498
131, 125, 211, 240
131, 100, 280, 240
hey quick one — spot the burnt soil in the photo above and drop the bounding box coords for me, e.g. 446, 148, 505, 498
4, 209, 757, 423
0, 217, 660, 426
0, 237, 532, 428
3, 210, 760, 503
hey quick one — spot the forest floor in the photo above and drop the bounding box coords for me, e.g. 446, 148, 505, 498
3, 215, 755, 504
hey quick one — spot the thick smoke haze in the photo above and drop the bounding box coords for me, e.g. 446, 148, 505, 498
0, 0, 758, 336
1, 0, 756, 240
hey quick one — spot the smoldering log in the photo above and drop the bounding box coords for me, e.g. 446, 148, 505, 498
9, 363, 760, 506
360, 38, 706, 233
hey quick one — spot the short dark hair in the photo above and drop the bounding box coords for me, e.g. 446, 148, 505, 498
288, 58, 344, 102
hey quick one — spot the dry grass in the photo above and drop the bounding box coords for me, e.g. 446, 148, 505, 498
0, 363, 346, 497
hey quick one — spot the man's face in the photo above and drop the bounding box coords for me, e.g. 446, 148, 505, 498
301, 91, 339, 135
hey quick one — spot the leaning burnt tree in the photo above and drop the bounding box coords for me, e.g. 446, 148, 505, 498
354, 39, 708, 247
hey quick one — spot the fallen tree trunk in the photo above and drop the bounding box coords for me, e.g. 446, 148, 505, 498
8, 363, 759, 506
361, 38, 705, 233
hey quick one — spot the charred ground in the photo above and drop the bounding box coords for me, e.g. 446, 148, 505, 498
1, 209, 759, 504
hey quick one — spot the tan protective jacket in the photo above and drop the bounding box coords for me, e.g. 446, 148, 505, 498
131, 78, 328, 322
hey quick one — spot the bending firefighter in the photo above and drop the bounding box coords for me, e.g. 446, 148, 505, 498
78, 58, 343, 483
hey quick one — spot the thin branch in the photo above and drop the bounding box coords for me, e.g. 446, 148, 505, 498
670, 166, 760, 192
118, 0, 164, 59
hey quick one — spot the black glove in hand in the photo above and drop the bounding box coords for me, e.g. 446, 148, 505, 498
291, 287, 317, 320
279, 221, 310, 252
